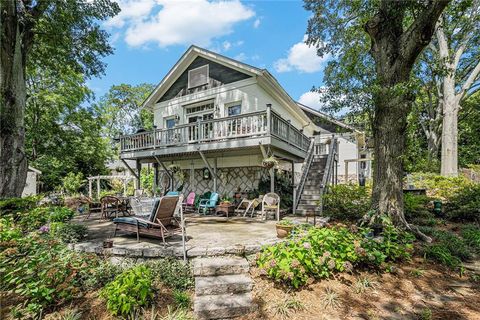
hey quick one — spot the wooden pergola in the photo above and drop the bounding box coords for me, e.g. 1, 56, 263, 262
87, 175, 135, 199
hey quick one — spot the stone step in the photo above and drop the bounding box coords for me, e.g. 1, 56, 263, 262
194, 292, 254, 320
195, 274, 252, 296
300, 194, 322, 200
301, 189, 323, 195
299, 198, 318, 205
193, 256, 249, 276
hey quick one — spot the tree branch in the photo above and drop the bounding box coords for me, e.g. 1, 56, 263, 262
458, 60, 480, 100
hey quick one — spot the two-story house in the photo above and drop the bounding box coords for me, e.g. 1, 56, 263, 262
118, 45, 368, 213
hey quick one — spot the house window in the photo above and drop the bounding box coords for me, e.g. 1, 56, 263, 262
227, 104, 242, 116
185, 102, 214, 115
165, 118, 176, 129
188, 65, 209, 88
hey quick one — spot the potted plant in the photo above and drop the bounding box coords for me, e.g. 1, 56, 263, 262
262, 156, 278, 169
220, 196, 232, 205
276, 219, 295, 238
168, 164, 180, 173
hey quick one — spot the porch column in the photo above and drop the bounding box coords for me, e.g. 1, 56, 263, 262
96, 177, 100, 199
213, 158, 218, 193
270, 169, 275, 193
135, 160, 141, 190
344, 161, 349, 184
123, 179, 127, 196
88, 179, 92, 198
291, 161, 296, 212
153, 162, 159, 195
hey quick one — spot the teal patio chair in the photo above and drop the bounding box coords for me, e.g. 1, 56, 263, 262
198, 192, 219, 215
166, 191, 180, 196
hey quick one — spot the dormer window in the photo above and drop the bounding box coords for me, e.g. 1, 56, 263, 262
188, 65, 209, 88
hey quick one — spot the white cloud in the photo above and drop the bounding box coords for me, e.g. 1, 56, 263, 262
107, 0, 255, 48
253, 18, 260, 28
234, 52, 247, 61
222, 41, 232, 51
274, 35, 329, 73
298, 91, 324, 110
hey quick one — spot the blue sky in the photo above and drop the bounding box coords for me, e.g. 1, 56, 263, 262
89, 0, 328, 108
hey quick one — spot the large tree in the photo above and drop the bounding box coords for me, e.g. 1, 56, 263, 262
0, 0, 119, 197
305, 0, 450, 239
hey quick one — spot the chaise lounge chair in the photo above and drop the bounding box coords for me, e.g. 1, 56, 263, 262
113, 196, 181, 243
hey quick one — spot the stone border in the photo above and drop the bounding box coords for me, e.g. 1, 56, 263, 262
71, 238, 283, 259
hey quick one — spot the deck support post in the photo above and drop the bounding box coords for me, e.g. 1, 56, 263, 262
259, 143, 274, 193
135, 160, 141, 190
154, 156, 174, 192
198, 150, 219, 190
291, 161, 296, 213
213, 158, 218, 193
153, 162, 159, 195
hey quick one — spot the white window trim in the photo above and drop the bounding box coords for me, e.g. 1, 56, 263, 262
225, 100, 242, 117
183, 99, 215, 116
188, 65, 209, 89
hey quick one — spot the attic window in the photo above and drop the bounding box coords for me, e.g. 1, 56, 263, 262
188, 65, 209, 88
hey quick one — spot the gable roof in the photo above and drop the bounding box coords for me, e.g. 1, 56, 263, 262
142, 45, 314, 127
296, 102, 362, 134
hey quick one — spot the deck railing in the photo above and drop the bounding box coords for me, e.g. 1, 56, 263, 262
119, 110, 310, 153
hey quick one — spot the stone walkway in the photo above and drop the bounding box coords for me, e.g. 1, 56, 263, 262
72, 214, 298, 258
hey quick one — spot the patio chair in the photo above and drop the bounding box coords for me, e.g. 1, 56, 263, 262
182, 191, 196, 213
100, 195, 122, 219
166, 191, 180, 196
260, 192, 280, 221
198, 192, 219, 215
134, 189, 144, 197
234, 197, 261, 217
113, 196, 181, 243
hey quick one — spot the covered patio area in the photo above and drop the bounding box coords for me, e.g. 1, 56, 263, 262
73, 212, 296, 259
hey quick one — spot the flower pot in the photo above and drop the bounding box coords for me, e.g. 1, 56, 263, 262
276, 224, 293, 238
103, 239, 113, 248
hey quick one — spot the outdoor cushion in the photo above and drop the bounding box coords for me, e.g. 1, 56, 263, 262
148, 199, 161, 222
113, 217, 149, 228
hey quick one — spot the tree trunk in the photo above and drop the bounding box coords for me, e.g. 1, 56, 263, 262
0, 2, 28, 197
440, 77, 459, 176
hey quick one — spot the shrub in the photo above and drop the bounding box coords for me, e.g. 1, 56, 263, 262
50, 223, 88, 243
322, 184, 371, 221
445, 184, 480, 222
404, 194, 434, 222
62, 172, 85, 195
424, 244, 462, 269
145, 258, 193, 290
0, 196, 40, 220
17, 206, 75, 231
410, 172, 472, 200
101, 265, 154, 317
256, 220, 414, 288
0, 218, 23, 241
1, 232, 99, 316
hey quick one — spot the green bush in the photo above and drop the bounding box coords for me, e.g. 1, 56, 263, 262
0, 218, 23, 241
424, 244, 462, 269
256, 220, 414, 288
145, 258, 193, 290
16, 206, 75, 231
322, 184, 371, 221
410, 172, 472, 200
1, 232, 99, 316
50, 223, 88, 243
173, 290, 191, 309
461, 224, 480, 251
0, 196, 40, 220
62, 172, 85, 195
101, 265, 154, 317
445, 184, 480, 222
404, 193, 434, 223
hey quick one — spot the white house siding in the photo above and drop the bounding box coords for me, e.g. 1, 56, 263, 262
153, 78, 315, 137
336, 135, 359, 182
22, 171, 38, 197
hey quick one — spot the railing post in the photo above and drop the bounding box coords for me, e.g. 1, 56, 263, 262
287, 120, 291, 144
152, 126, 157, 149
266, 104, 272, 135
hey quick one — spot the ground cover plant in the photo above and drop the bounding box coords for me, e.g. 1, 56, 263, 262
322, 184, 371, 221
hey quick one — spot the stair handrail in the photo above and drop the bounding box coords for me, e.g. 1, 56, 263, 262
294, 138, 315, 211
317, 135, 338, 217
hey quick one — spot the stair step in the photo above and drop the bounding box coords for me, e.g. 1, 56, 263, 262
300, 194, 322, 200
301, 189, 323, 195
195, 274, 252, 296
194, 292, 254, 319
193, 256, 249, 276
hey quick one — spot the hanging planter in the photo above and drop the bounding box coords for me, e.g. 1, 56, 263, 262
168, 164, 180, 173
262, 156, 278, 169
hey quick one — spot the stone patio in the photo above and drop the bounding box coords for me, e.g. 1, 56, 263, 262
72, 213, 296, 259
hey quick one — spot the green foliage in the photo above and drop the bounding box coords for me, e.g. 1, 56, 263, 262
404, 193, 434, 223
101, 265, 154, 317
145, 258, 194, 290
0, 196, 40, 220
17, 206, 75, 231
459, 93, 480, 167
461, 224, 480, 252
410, 173, 472, 200
323, 184, 371, 221
256, 221, 414, 288
424, 244, 462, 269
446, 184, 480, 222
0, 218, 23, 241
173, 290, 191, 309
62, 172, 85, 195
258, 170, 294, 209
50, 223, 88, 243
1, 232, 100, 316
